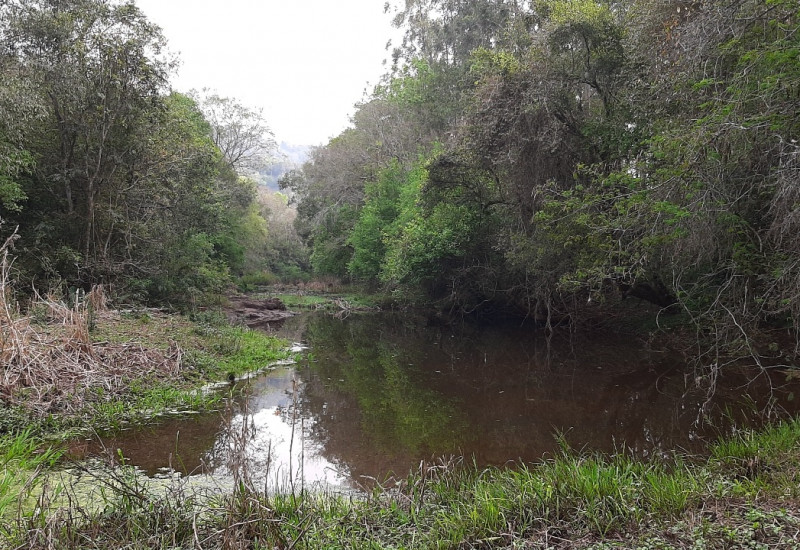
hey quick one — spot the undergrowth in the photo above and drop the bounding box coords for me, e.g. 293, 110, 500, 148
0, 233, 290, 438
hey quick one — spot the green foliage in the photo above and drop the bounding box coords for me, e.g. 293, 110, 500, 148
383, 201, 480, 288
0, 0, 783, 359
0, 1, 280, 305
309, 206, 358, 278
348, 163, 405, 281
280, 0, 800, 353
237, 270, 278, 290
376, 59, 439, 107
348, 159, 427, 284
0, 179, 26, 214
135, 231, 233, 307
0, 148, 32, 213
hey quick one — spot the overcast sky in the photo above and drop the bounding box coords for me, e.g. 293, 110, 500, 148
135, 0, 398, 146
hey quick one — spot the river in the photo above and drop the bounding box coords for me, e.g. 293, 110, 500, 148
76, 311, 800, 490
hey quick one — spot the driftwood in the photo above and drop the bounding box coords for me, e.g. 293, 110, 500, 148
225, 295, 296, 329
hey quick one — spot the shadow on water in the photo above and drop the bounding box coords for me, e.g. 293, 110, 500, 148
74, 311, 800, 489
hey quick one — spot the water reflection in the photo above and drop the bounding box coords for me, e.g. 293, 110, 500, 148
86, 367, 347, 489
82, 312, 800, 489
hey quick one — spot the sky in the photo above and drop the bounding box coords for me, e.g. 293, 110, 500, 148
134, 0, 399, 147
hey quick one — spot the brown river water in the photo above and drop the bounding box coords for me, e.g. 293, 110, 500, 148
73, 311, 800, 490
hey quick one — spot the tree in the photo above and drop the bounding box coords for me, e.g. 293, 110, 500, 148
257, 188, 309, 281
388, 0, 525, 68
193, 91, 277, 176
0, 0, 172, 268
0, 73, 41, 214
285, 0, 800, 358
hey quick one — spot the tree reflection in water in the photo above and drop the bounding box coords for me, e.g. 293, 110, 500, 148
83, 312, 800, 489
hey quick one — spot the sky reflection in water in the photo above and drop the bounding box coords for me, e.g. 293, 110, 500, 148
85, 312, 800, 490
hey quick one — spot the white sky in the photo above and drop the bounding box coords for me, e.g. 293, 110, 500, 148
134, 0, 398, 146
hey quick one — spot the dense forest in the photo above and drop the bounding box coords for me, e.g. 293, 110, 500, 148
1, 0, 799, 362
283, 0, 800, 360
0, 0, 307, 306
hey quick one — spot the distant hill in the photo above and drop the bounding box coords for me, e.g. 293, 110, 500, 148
259, 142, 311, 191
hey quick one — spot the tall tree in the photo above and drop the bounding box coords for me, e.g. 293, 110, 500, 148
193, 91, 277, 177
0, 0, 171, 267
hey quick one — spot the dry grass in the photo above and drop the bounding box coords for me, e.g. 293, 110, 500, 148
0, 235, 182, 418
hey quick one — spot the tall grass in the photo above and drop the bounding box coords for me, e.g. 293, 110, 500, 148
708, 416, 800, 497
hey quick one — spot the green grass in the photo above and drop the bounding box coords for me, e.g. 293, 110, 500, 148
707, 416, 800, 499
0, 430, 62, 520
5, 418, 800, 548
78, 319, 290, 435
214, 325, 289, 375
274, 293, 331, 309
87, 384, 224, 433
264, 290, 383, 311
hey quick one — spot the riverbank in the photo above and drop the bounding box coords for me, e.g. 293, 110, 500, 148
0, 289, 291, 439
3, 417, 800, 548
3, 290, 800, 548
1, 291, 294, 539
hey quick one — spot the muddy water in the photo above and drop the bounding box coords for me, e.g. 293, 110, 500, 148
79, 312, 800, 490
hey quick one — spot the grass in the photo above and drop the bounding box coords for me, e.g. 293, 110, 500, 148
0, 302, 291, 438
78, 313, 290, 435
274, 293, 331, 309
0, 430, 62, 521
254, 285, 385, 311
3, 418, 800, 548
